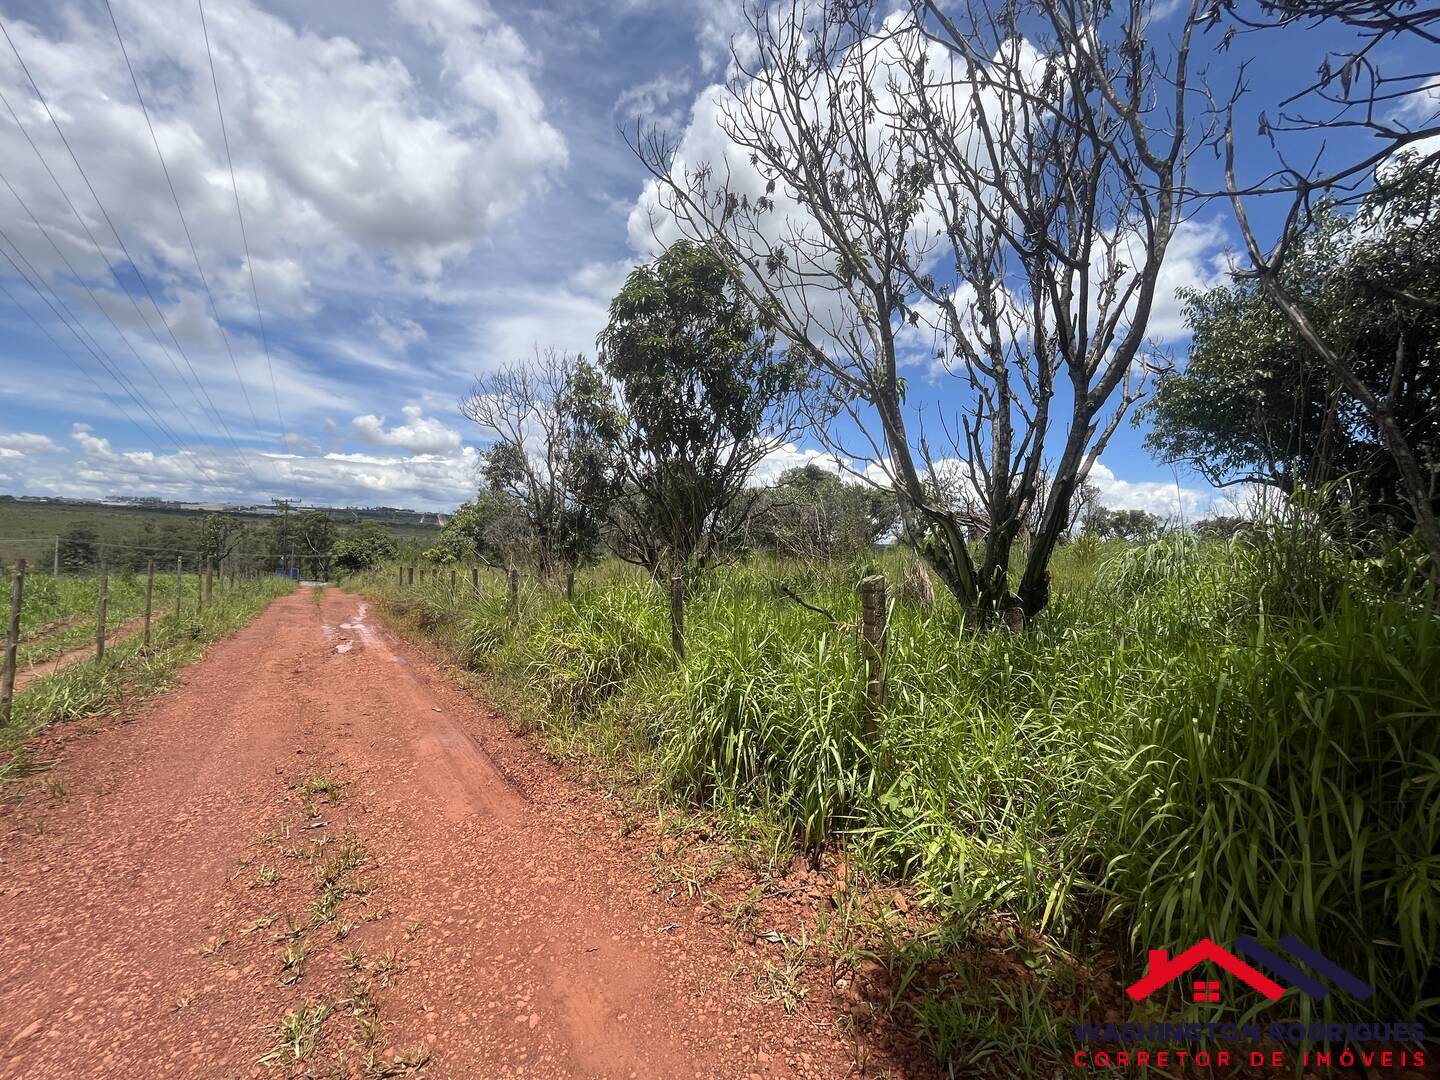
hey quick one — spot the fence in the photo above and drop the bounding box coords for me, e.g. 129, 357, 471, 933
0, 535, 300, 578
393, 561, 894, 732
0, 556, 269, 725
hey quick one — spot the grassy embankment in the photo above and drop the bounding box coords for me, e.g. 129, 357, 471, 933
352, 533, 1437, 1072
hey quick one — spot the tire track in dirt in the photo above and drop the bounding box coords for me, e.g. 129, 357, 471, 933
15, 616, 148, 691
0, 587, 887, 1079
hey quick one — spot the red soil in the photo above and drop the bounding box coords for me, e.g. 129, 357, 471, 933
0, 587, 927, 1079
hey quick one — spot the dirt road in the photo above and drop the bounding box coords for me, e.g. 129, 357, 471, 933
0, 588, 886, 1079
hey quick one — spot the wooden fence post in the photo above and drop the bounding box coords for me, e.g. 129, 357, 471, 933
175, 556, 182, 616
143, 560, 155, 647
96, 567, 109, 663
566, 570, 575, 602
471, 567, 479, 597
1, 559, 24, 726
52, 537, 59, 577
507, 567, 519, 621
204, 559, 213, 604
859, 574, 888, 731
407, 565, 414, 587
450, 568, 457, 594
670, 573, 685, 660
398, 564, 405, 589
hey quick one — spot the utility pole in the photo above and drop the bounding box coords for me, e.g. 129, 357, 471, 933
272, 498, 297, 578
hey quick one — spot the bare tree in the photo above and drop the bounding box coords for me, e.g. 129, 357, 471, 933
460, 348, 615, 577
631, 0, 1204, 624
1214, 0, 1440, 577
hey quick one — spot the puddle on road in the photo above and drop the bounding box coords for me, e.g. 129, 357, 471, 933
331, 601, 404, 666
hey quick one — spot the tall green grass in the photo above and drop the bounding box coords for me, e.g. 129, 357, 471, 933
355, 533, 1438, 1043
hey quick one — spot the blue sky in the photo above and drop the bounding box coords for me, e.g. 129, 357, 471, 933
0, 0, 1412, 514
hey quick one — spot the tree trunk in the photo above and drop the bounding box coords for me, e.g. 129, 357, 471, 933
1263, 279, 1440, 587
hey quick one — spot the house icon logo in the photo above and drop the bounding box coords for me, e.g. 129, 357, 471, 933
1126, 936, 1374, 1005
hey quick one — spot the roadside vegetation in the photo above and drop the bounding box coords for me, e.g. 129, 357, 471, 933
345, 83, 1437, 1064
0, 574, 295, 755
355, 515, 1436, 1071
9, 571, 210, 669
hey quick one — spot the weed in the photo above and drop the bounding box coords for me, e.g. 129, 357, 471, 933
368, 948, 405, 988
241, 913, 278, 935
258, 1001, 331, 1066
354, 527, 1440, 1071
40, 776, 67, 800
277, 938, 308, 986
755, 928, 812, 1013
252, 864, 280, 888
200, 934, 229, 957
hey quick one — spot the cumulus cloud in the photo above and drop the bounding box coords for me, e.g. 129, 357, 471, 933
351, 405, 462, 453
0, 419, 477, 509
0, 432, 60, 453
0, 0, 565, 459
751, 443, 849, 486
1088, 461, 1216, 521
0, 0, 564, 295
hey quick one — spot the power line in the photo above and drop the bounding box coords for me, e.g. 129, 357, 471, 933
0, 274, 167, 456
0, 228, 227, 492
0, 164, 233, 484
102, 0, 269, 457
197, 0, 288, 454
0, 21, 263, 488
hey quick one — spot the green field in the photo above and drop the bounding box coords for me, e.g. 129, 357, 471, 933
10, 569, 211, 669
0, 498, 440, 569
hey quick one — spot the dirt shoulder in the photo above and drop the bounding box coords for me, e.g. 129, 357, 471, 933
0, 587, 926, 1078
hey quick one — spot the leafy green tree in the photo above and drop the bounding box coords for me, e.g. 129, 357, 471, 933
331, 522, 399, 575
1194, 515, 1248, 539
1147, 163, 1439, 543
424, 491, 531, 567
58, 526, 99, 571
752, 465, 896, 560
199, 513, 249, 566
1084, 507, 1161, 542
268, 511, 336, 578
596, 240, 807, 576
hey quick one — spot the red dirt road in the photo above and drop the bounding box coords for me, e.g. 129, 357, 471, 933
0, 588, 892, 1079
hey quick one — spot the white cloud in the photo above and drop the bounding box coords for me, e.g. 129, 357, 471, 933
0, 432, 60, 453
0, 0, 566, 456
613, 72, 693, 131
1088, 461, 1215, 521
0, 419, 477, 510
351, 405, 462, 453
366, 312, 428, 353
751, 443, 848, 486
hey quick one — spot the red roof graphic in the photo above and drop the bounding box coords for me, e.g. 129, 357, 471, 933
1126, 938, 1286, 1002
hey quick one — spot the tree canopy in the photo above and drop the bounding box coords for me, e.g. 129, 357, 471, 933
596, 239, 807, 576
1146, 164, 1439, 533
